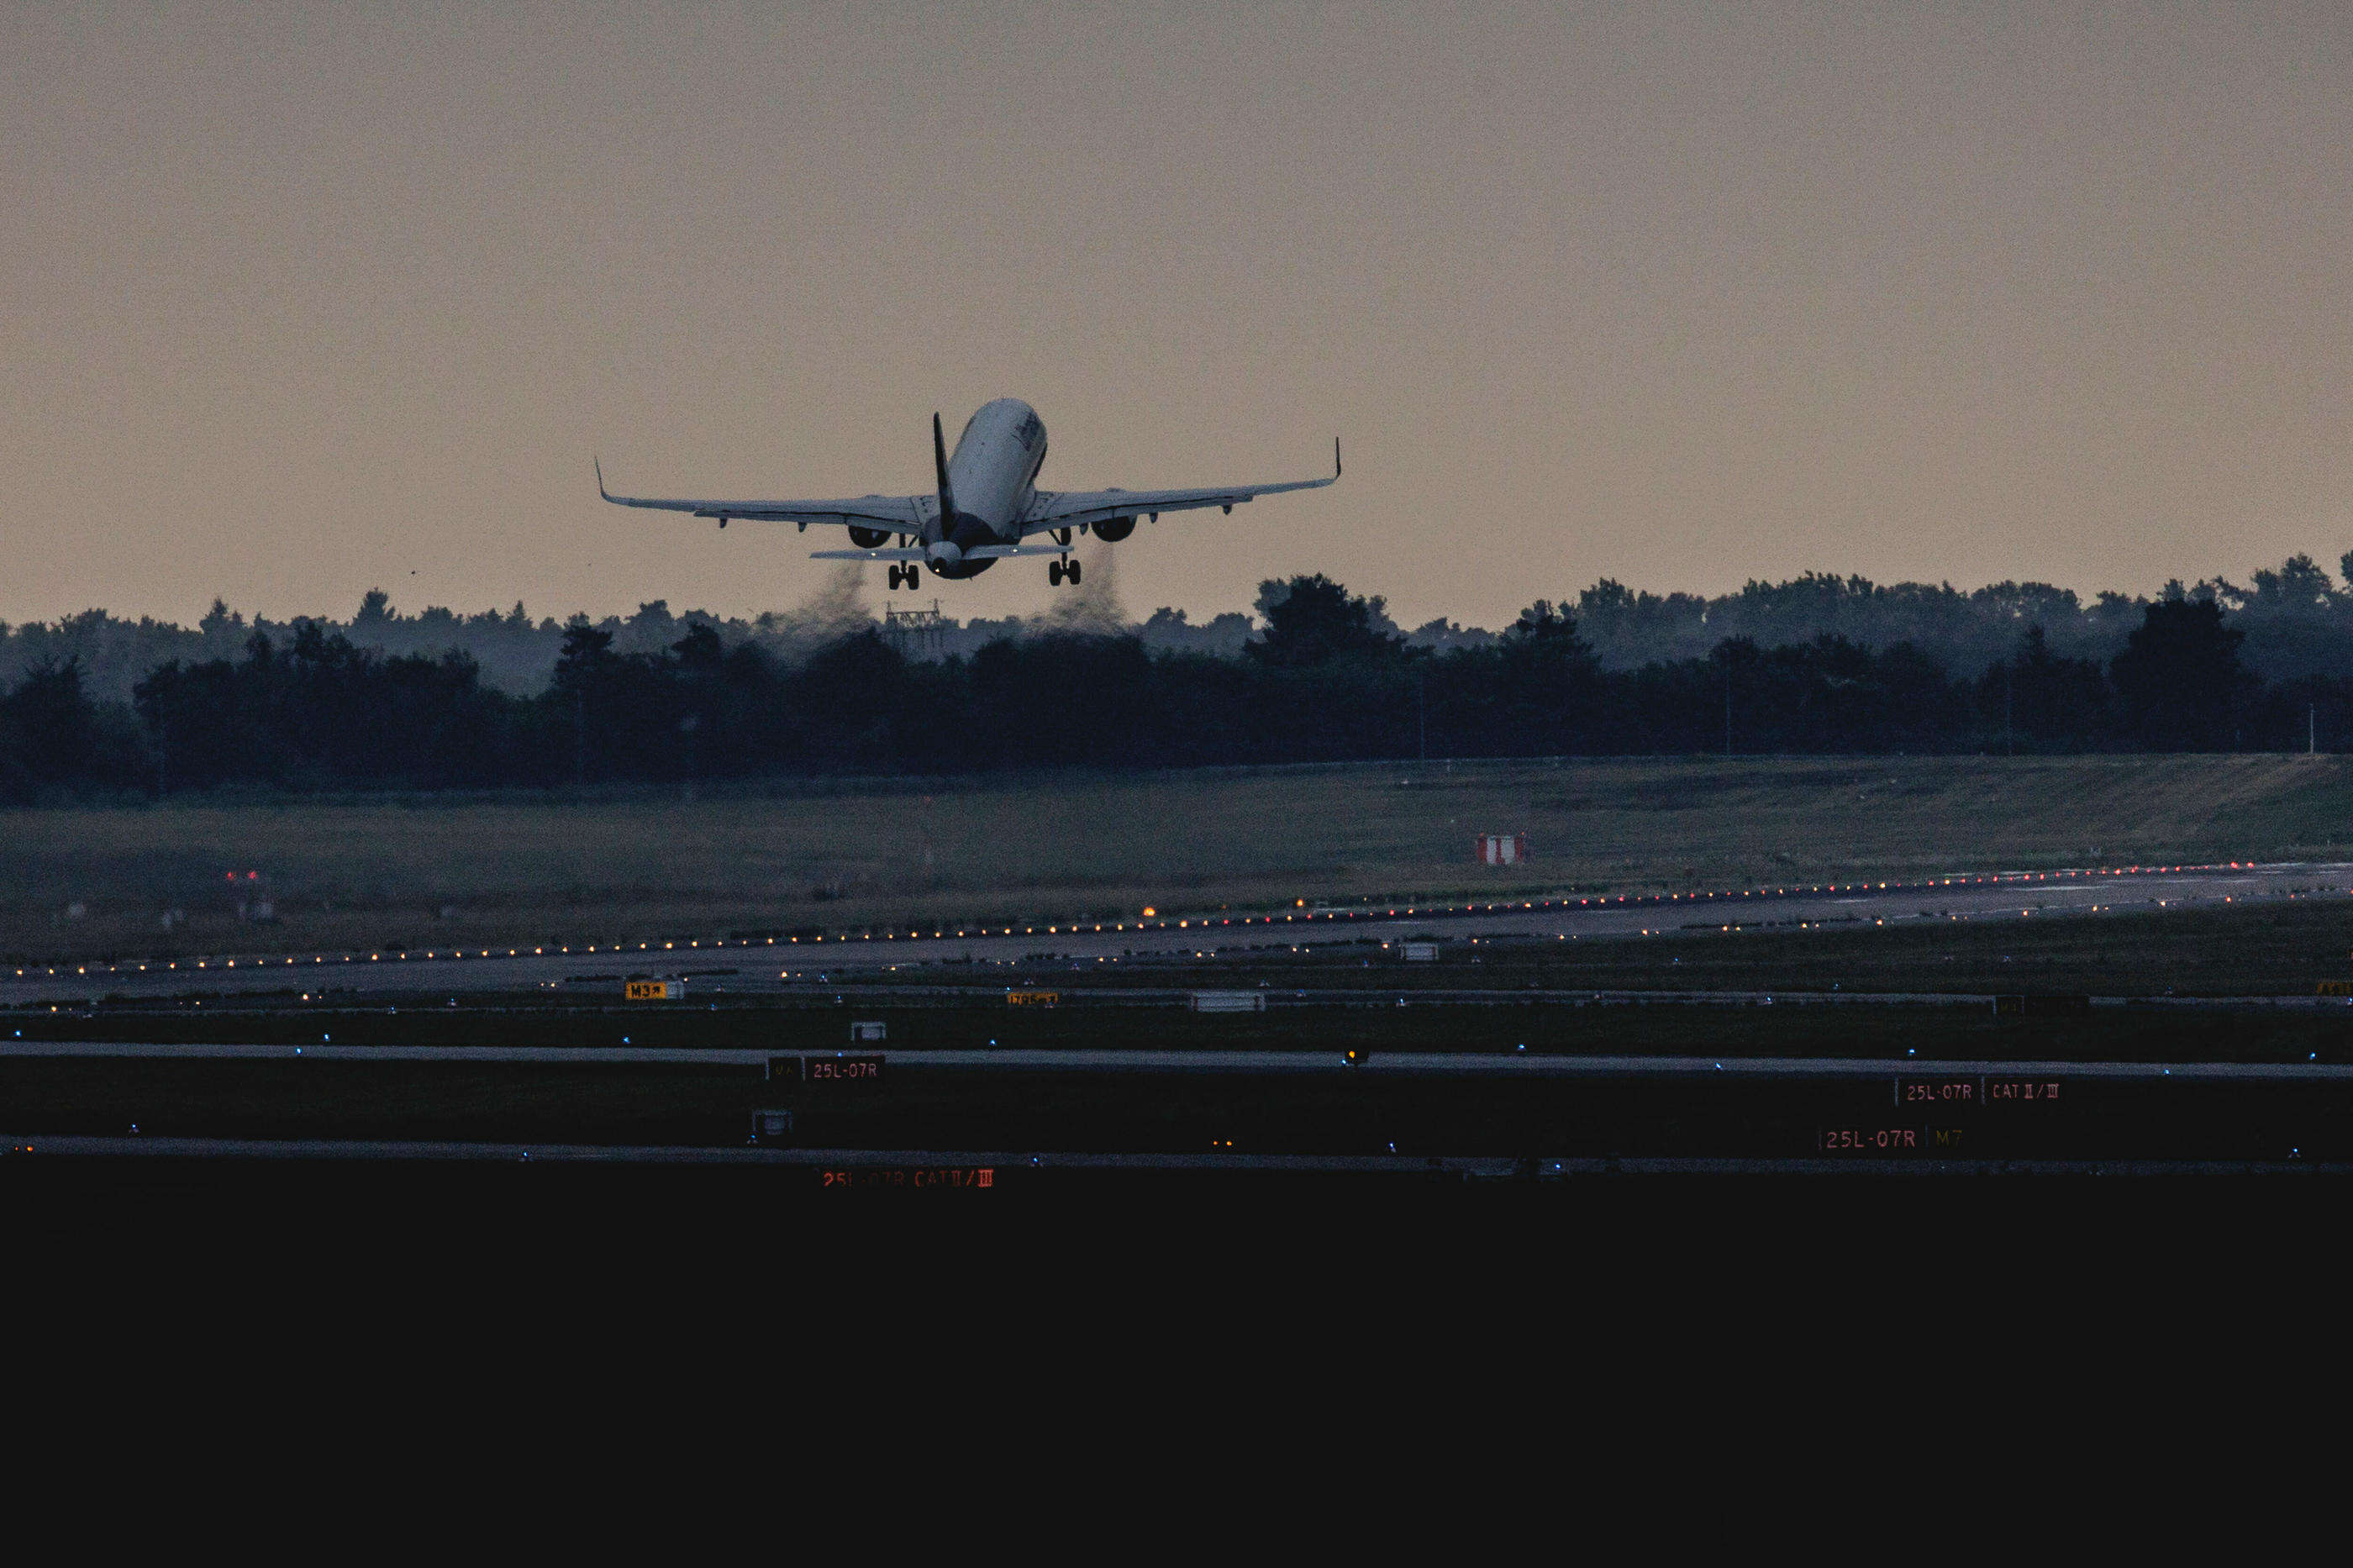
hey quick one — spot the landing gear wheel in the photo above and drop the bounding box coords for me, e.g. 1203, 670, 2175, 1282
1067, 559, 1082, 586
886, 565, 902, 589
1048, 560, 1065, 587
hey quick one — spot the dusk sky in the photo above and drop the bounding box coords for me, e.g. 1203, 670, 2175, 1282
3, 3, 2347, 632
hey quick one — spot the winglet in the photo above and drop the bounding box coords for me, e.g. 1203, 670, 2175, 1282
594, 455, 612, 502
1334, 437, 1342, 479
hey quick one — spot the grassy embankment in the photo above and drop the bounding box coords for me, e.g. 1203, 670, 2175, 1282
10, 754, 2353, 962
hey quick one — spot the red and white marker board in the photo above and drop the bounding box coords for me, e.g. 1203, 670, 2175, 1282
1476, 834, 1529, 865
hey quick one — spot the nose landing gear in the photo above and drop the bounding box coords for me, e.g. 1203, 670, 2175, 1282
887, 563, 919, 590
1048, 557, 1082, 587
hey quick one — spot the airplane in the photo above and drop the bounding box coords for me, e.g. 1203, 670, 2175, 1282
596, 398, 1339, 588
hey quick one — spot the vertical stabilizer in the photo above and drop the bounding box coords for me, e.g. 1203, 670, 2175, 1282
933, 413, 957, 529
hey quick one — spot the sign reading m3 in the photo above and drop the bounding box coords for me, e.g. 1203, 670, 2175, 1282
624, 979, 684, 1001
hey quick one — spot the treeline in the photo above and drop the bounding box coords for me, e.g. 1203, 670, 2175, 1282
0, 591, 865, 704
24, 550, 2353, 706
4, 571, 2349, 800
1561, 564, 2329, 681
0, 584, 1234, 703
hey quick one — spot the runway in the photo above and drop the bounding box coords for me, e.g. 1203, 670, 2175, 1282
11, 1039, 2353, 1082
8, 860, 2349, 1004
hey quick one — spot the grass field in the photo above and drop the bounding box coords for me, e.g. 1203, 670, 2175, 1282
10, 754, 2353, 962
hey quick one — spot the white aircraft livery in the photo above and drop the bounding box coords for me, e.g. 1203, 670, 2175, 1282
597, 399, 1339, 589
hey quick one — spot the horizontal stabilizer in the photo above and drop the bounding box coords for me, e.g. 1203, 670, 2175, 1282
811, 543, 1082, 563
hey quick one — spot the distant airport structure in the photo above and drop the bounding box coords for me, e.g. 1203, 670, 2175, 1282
598, 398, 1338, 589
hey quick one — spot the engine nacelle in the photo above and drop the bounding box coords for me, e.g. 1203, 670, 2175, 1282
1094, 515, 1135, 543
847, 525, 892, 549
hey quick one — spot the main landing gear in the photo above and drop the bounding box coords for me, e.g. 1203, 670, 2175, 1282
1048, 557, 1082, 587
887, 563, 922, 590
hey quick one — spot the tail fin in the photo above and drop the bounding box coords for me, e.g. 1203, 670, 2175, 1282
933, 413, 957, 526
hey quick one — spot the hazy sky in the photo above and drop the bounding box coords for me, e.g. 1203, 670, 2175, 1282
3, 3, 2348, 632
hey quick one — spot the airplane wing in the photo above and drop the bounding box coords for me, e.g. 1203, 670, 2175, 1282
596, 459, 926, 529
1019, 439, 1340, 537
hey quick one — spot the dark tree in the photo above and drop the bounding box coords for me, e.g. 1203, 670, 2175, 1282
671, 624, 724, 671
1992, 625, 2110, 752
2110, 598, 2255, 750
1245, 575, 1403, 668
0, 660, 98, 795
1490, 600, 1601, 753
553, 624, 617, 685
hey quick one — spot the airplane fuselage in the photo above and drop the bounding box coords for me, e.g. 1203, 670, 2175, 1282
929, 397, 1048, 578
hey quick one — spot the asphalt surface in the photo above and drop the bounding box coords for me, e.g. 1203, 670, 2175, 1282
8, 860, 2350, 1004
10, 1039, 2353, 1081
3, 1134, 2344, 1177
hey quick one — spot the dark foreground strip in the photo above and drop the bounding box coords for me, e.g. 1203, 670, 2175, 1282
1, 1135, 1515, 1173
6, 1135, 2352, 1177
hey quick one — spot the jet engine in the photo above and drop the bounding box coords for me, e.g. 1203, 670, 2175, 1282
848, 525, 892, 549
1094, 515, 1135, 543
